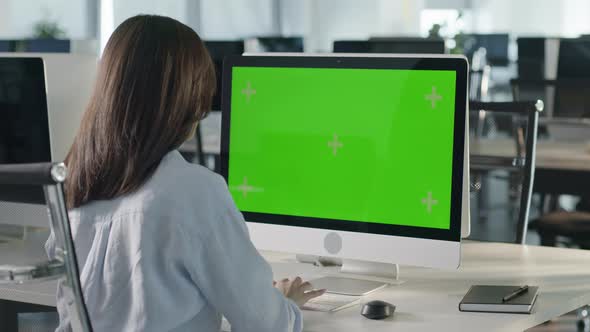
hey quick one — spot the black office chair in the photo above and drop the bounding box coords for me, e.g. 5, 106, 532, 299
469, 101, 543, 244
469, 66, 491, 102
0, 163, 93, 332
511, 79, 590, 118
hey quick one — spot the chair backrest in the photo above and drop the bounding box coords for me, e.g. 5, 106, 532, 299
469, 101, 544, 244
511, 79, 590, 118
469, 66, 491, 102
557, 39, 590, 79
517, 37, 546, 80
0, 163, 93, 332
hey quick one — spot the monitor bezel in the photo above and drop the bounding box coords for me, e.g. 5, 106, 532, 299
220, 55, 467, 243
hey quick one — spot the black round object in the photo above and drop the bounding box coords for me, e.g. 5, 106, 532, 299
361, 300, 396, 320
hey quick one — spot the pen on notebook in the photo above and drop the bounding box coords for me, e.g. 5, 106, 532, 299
502, 285, 529, 302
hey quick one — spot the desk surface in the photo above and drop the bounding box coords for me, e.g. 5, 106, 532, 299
471, 138, 590, 172
1, 241, 590, 331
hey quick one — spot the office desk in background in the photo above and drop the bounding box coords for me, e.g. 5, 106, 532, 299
471, 139, 590, 197
1, 239, 590, 331
183, 116, 590, 197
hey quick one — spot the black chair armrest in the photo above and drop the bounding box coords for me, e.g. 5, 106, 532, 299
0, 163, 66, 186
469, 101, 544, 115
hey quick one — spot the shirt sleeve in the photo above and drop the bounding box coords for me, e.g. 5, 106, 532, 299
181, 173, 302, 332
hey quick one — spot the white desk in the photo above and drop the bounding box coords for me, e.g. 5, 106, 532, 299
184, 114, 590, 173
1, 241, 590, 331
471, 138, 590, 197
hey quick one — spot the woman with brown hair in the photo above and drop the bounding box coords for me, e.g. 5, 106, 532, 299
46, 15, 324, 332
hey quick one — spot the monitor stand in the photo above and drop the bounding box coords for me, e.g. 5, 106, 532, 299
296, 255, 399, 296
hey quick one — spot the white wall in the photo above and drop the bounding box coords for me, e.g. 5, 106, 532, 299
0, 1, 10, 37
469, 0, 590, 37
376, 0, 424, 36
561, 0, 590, 37
100, 0, 201, 53
112, 0, 188, 27
0, 0, 89, 39
280, 0, 305, 36
302, 0, 424, 52
200, 0, 275, 39
306, 0, 380, 52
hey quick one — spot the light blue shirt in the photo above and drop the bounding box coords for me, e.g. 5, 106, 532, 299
46, 150, 302, 332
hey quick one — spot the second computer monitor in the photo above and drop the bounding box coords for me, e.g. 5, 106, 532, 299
0, 54, 97, 227
0, 57, 51, 205
256, 37, 304, 53
334, 38, 445, 54
221, 54, 468, 269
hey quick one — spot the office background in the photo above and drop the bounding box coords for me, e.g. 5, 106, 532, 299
2, 1, 590, 331
1, 0, 590, 51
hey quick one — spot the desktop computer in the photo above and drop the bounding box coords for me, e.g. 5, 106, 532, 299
249, 37, 304, 53
220, 54, 468, 292
0, 54, 97, 228
334, 39, 446, 54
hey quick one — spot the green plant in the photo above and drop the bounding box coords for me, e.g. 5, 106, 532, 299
32, 19, 65, 39
428, 24, 442, 39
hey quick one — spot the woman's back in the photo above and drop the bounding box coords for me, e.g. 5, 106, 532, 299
52, 14, 323, 331
48, 151, 301, 331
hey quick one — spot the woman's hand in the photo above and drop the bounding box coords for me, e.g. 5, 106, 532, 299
274, 277, 326, 307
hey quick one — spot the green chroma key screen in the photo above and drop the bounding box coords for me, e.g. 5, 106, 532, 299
227, 66, 457, 230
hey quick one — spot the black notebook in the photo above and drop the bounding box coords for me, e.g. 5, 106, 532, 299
459, 285, 539, 314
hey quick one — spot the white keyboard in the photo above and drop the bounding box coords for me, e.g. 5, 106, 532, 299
302, 293, 361, 312
220, 294, 361, 331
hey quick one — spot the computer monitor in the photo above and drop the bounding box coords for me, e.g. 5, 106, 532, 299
463, 34, 510, 66
204, 41, 245, 111
557, 38, 590, 78
25, 39, 71, 53
0, 54, 97, 228
220, 54, 468, 274
0, 57, 51, 205
334, 39, 445, 54
255, 37, 304, 53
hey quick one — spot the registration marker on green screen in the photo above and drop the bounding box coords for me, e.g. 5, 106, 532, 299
227, 66, 456, 230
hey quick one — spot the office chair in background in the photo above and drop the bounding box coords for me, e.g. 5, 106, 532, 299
511, 78, 590, 119
469, 101, 543, 244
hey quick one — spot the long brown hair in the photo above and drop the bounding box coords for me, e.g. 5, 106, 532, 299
65, 15, 215, 209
